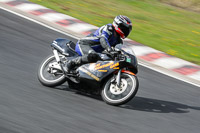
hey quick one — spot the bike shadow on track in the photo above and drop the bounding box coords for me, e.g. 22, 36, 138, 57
54, 84, 102, 100
54, 85, 200, 113
120, 96, 200, 113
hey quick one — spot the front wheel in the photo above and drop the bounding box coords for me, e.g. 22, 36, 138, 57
101, 73, 139, 106
37, 55, 66, 87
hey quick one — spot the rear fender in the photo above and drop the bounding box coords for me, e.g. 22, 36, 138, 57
51, 38, 78, 57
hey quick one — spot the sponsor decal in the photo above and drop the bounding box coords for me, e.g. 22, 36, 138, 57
110, 62, 119, 69
95, 62, 120, 70
79, 67, 100, 81
95, 62, 114, 70
98, 70, 108, 72
113, 67, 119, 69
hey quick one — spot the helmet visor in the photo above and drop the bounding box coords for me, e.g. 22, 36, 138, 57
118, 23, 132, 38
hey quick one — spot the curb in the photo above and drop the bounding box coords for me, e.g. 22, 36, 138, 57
1, 0, 200, 85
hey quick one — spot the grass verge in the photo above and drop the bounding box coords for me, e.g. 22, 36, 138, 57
30, 0, 200, 65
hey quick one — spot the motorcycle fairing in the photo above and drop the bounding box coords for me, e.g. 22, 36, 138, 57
120, 50, 138, 74
78, 60, 120, 83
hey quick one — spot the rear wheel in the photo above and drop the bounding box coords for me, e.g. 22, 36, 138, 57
101, 73, 139, 106
37, 55, 66, 87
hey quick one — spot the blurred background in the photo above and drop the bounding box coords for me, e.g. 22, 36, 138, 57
30, 0, 200, 65
1, 1, 200, 133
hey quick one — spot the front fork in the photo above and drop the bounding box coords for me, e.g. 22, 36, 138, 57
113, 69, 136, 87
116, 69, 122, 88
111, 69, 122, 88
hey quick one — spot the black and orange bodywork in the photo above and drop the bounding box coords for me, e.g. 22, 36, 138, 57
51, 38, 138, 88
77, 49, 138, 87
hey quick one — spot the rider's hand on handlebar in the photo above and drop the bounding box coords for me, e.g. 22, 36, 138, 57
110, 51, 119, 58
104, 49, 117, 59
102, 47, 120, 59
106, 47, 113, 53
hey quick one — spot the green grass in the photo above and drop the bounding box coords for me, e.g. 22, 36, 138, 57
30, 0, 200, 65
160, 0, 200, 12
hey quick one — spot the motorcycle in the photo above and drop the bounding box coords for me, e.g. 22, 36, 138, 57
38, 38, 139, 106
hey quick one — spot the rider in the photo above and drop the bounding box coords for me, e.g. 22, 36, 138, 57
64, 15, 132, 73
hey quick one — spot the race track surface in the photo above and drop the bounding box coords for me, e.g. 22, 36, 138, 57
0, 9, 200, 133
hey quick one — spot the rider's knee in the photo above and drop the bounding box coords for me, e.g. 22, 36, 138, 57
88, 52, 100, 62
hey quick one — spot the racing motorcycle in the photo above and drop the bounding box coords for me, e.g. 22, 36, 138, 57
38, 38, 139, 106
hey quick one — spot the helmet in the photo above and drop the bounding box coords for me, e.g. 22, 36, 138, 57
113, 15, 132, 39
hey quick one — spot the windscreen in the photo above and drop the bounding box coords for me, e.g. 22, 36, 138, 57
116, 44, 136, 56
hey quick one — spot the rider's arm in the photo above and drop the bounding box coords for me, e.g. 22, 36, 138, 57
99, 25, 113, 52
119, 38, 123, 44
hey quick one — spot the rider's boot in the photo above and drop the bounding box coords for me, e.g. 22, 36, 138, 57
63, 55, 88, 73
62, 52, 101, 74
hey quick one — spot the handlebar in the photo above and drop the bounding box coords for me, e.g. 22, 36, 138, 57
101, 50, 125, 61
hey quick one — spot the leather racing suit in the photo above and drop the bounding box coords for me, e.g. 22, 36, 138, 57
75, 23, 122, 56
65, 23, 123, 72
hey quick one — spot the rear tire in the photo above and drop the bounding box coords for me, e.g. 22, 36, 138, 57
101, 73, 139, 106
37, 55, 66, 87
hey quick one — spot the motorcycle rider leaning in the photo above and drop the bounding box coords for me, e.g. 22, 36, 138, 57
63, 15, 132, 73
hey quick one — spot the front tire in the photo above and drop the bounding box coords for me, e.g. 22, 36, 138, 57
101, 73, 139, 106
38, 55, 66, 87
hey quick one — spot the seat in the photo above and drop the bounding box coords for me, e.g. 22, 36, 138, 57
67, 41, 76, 52
51, 38, 78, 57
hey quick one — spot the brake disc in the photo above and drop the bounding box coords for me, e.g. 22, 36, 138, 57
110, 79, 128, 95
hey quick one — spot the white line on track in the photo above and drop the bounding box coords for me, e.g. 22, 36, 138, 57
0, 6, 199, 88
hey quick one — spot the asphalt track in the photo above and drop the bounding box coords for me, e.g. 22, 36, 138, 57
0, 9, 200, 133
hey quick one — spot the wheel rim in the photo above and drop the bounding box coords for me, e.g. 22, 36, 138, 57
40, 56, 65, 83
110, 79, 128, 95
103, 74, 136, 102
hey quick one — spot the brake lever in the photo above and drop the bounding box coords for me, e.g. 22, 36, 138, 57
102, 50, 121, 60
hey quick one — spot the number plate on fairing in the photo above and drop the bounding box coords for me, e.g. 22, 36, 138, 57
126, 57, 131, 63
